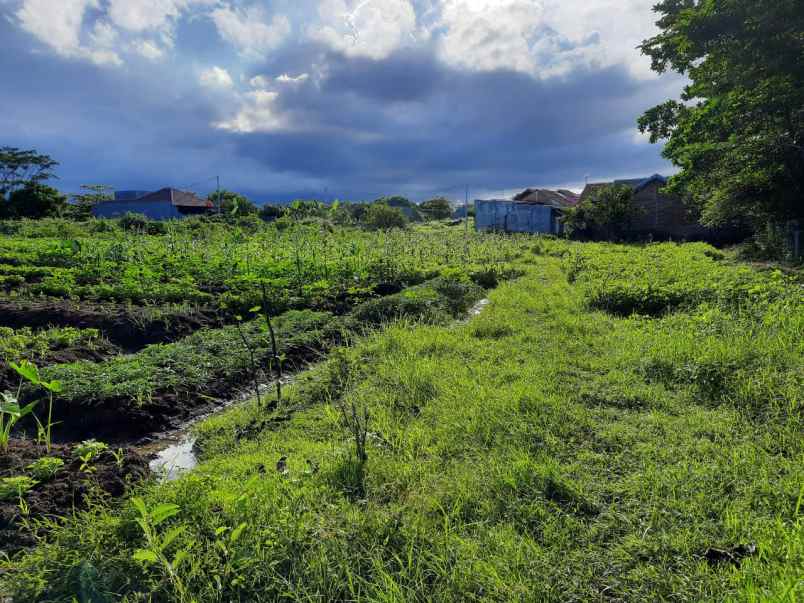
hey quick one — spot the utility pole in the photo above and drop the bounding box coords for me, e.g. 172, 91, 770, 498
216, 175, 221, 215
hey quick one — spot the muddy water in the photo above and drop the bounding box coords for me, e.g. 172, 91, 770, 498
469, 298, 490, 317
148, 436, 198, 480
146, 299, 492, 481
143, 379, 289, 481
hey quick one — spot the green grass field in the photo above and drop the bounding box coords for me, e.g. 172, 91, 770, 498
3, 236, 801, 602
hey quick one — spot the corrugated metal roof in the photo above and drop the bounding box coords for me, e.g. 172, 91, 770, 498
581, 174, 668, 201
134, 188, 213, 208
513, 188, 579, 208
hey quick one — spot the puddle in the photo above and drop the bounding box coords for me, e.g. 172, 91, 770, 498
142, 376, 294, 482
469, 298, 490, 316
149, 436, 198, 481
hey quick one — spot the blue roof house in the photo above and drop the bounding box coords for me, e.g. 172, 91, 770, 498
93, 188, 213, 220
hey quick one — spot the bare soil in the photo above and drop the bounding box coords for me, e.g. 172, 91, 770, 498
0, 298, 221, 350
0, 439, 149, 554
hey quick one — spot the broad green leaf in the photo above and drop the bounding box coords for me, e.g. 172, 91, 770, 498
0, 402, 22, 417
18, 401, 40, 418
10, 360, 40, 385
172, 549, 190, 568
150, 503, 180, 526
132, 549, 158, 564
131, 497, 147, 518
43, 379, 63, 393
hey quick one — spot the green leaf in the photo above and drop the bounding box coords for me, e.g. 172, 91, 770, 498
133, 549, 158, 564
249, 305, 262, 313
172, 549, 190, 568
0, 401, 22, 417
10, 360, 40, 385
230, 522, 248, 544
150, 503, 180, 527
43, 379, 63, 393
18, 401, 40, 418
131, 497, 147, 518
159, 526, 186, 552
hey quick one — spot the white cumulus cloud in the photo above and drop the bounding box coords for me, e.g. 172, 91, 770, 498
276, 73, 309, 84
309, 0, 418, 60
200, 66, 234, 89
434, 0, 660, 79
106, 0, 214, 33
133, 39, 167, 60
214, 90, 284, 133
210, 4, 291, 59
15, 0, 122, 65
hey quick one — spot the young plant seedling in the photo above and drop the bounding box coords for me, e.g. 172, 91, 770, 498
26, 457, 65, 481
0, 476, 38, 502
0, 392, 39, 452
10, 359, 61, 453
73, 439, 109, 473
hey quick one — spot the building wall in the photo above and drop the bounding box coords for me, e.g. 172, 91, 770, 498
475, 201, 558, 234
631, 182, 710, 239
92, 200, 182, 220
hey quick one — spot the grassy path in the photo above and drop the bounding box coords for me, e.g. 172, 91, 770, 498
4, 249, 802, 601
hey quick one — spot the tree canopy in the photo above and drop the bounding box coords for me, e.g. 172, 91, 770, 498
419, 197, 453, 221
208, 190, 258, 216
363, 203, 408, 230
638, 0, 804, 230
0, 147, 59, 197
1, 183, 67, 219
563, 185, 640, 241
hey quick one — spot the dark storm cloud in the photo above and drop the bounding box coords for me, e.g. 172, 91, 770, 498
0, 17, 228, 194
228, 47, 674, 199
0, 9, 679, 202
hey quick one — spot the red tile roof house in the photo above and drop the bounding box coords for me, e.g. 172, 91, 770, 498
92, 188, 214, 220
580, 174, 714, 240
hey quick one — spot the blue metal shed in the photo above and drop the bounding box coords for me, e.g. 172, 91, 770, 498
475, 200, 563, 234
93, 188, 212, 220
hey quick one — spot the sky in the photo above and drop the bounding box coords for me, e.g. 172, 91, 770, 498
0, 0, 683, 203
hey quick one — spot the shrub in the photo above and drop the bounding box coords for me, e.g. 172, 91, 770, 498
563, 185, 641, 241
419, 197, 453, 221
2, 183, 67, 219
118, 212, 149, 231
363, 204, 408, 230
258, 204, 284, 222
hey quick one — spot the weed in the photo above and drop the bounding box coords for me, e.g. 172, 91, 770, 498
10, 359, 61, 452
74, 439, 108, 472
0, 476, 37, 502
131, 497, 192, 602
25, 457, 64, 481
